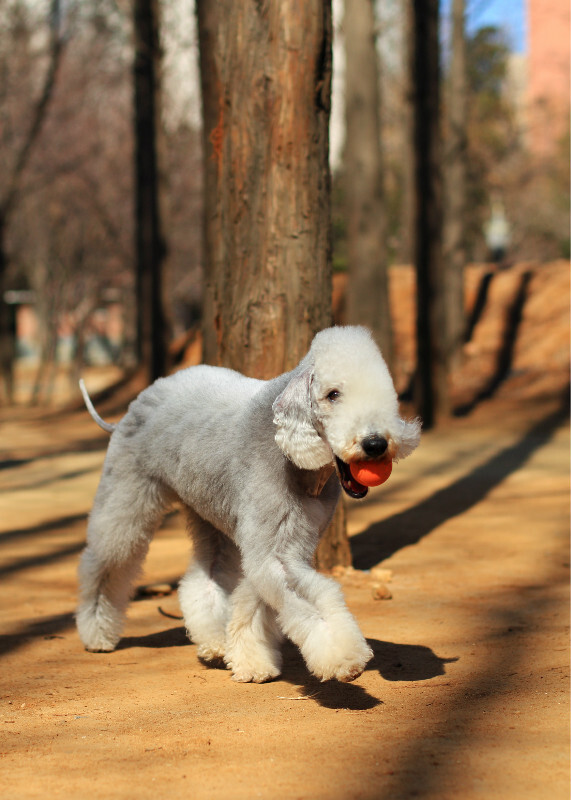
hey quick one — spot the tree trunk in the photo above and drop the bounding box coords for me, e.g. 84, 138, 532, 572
344, 0, 393, 367
315, 502, 350, 570
0, 0, 65, 404
197, 0, 333, 377
410, 0, 446, 427
443, 0, 467, 374
399, 5, 415, 268
133, 0, 168, 383
0, 223, 15, 404
197, 0, 350, 568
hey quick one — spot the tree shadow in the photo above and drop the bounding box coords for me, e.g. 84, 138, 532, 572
0, 612, 76, 657
0, 513, 88, 544
0, 458, 34, 471
351, 402, 568, 570
1, 435, 110, 465
374, 558, 569, 800
454, 270, 533, 416
464, 269, 495, 344
401, 269, 536, 415
0, 466, 100, 495
0, 540, 85, 578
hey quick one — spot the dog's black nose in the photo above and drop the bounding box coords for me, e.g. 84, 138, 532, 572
361, 435, 388, 458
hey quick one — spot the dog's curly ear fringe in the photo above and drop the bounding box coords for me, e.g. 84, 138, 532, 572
272, 367, 333, 470
394, 417, 422, 460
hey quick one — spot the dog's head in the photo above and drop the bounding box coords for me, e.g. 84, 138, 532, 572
272, 326, 421, 498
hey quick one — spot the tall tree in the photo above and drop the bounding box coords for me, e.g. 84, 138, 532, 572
344, 0, 393, 366
0, 0, 65, 403
410, 0, 446, 426
443, 0, 468, 374
133, 0, 168, 382
197, 0, 332, 377
197, 0, 350, 568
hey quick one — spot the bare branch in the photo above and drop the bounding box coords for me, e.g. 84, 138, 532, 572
1, 0, 67, 220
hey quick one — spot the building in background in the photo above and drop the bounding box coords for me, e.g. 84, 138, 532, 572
526, 0, 570, 159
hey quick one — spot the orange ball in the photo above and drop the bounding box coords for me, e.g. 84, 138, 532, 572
349, 459, 392, 487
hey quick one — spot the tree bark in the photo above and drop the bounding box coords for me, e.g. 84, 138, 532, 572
133, 0, 168, 383
344, 0, 393, 367
197, 0, 350, 568
410, 0, 446, 427
197, 0, 333, 378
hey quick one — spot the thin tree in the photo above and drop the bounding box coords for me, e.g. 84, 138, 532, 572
196, 0, 350, 568
133, 0, 168, 382
410, 0, 446, 426
344, 0, 393, 366
0, 0, 65, 403
443, 0, 468, 374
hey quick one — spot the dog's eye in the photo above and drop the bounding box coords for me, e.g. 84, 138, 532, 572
326, 390, 341, 403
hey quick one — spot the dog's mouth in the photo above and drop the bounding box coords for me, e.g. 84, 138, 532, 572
334, 457, 368, 499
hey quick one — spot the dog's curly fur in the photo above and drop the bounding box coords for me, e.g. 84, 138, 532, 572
76, 326, 420, 683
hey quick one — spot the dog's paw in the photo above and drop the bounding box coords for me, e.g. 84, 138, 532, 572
76, 602, 123, 653
78, 626, 120, 653
225, 648, 282, 684
314, 648, 373, 683
84, 643, 117, 653
229, 663, 282, 684
196, 642, 226, 663
332, 646, 374, 683
302, 620, 373, 682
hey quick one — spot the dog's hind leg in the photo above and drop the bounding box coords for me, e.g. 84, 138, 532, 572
224, 578, 284, 683
178, 512, 241, 663
76, 474, 170, 652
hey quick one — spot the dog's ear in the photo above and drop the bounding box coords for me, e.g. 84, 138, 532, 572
394, 417, 422, 460
272, 367, 333, 470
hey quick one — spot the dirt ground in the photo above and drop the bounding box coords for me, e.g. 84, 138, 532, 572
1, 263, 570, 800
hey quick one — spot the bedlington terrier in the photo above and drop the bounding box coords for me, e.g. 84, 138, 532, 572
77, 326, 420, 683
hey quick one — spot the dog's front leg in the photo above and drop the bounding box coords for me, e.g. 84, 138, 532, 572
241, 548, 373, 683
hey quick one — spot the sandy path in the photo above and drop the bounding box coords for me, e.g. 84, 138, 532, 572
0, 395, 569, 799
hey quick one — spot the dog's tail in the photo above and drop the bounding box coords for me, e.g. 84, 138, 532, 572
79, 379, 117, 434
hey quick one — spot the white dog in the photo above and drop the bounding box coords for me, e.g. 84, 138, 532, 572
77, 326, 420, 683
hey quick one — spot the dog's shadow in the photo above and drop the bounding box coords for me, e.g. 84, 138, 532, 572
368, 639, 458, 683
279, 639, 457, 710
116, 627, 457, 711
117, 625, 189, 650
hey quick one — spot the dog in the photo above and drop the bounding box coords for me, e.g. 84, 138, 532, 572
77, 326, 420, 683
